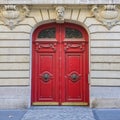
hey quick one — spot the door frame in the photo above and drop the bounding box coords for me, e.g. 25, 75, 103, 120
30, 22, 90, 106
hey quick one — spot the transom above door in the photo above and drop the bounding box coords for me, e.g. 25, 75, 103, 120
32, 23, 89, 105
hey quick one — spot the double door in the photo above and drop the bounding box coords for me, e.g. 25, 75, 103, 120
32, 23, 89, 105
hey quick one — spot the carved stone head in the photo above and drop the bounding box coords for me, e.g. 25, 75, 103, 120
56, 6, 65, 23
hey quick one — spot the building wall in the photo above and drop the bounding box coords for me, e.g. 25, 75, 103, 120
0, 5, 120, 108
0, 0, 118, 4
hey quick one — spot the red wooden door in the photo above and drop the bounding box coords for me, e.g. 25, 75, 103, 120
32, 23, 89, 105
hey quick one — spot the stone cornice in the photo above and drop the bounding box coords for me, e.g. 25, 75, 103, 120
0, 0, 120, 5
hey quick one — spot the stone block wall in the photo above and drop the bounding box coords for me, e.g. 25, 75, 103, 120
0, 5, 120, 108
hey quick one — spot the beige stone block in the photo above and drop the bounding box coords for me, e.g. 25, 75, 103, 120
0, 99, 29, 109
89, 25, 108, 33
91, 79, 120, 86
41, 9, 49, 20
91, 41, 120, 47
84, 18, 101, 27
78, 8, 91, 23
91, 48, 120, 55
0, 79, 29, 85
91, 33, 120, 40
0, 63, 29, 70
65, 8, 72, 20
0, 48, 29, 55
14, 25, 32, 33
110, 25, 120, 31
0, 71, 29, 78
0, 87, 30, 98
0, 55, 29, 62
90, 25, 120, 33
29, 8, 43, 23
71, 9, 80, 20
0, 25, 32, 33
49, 9, 55, 20
0, 40, 29, 47
20, 18, 36, 27
91, 98, 120, 108
91, 63, 120, 71
91, 71, 120, 79
0, 87, 30, 108
0, 21, 3, 24
91, 56, 120, 63
0, 33, 30, 40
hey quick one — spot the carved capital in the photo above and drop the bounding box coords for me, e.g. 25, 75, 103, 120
0, 5, 30, 30
91, 5, 120, 29
55, 6, 65, 23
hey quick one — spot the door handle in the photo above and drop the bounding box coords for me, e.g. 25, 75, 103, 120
39, 71, 53, 82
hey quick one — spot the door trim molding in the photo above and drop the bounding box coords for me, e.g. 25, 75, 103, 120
30, 22, 90, 107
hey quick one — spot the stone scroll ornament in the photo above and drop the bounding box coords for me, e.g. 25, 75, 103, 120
91, 5, 120, 29
0, 5, 30, 30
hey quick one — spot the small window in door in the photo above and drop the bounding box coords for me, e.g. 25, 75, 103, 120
65, 28, 83, 38
38, 28, 56, 38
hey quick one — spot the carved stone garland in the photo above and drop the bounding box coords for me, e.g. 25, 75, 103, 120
0, 5, 30, 30
91, 5, 120, 29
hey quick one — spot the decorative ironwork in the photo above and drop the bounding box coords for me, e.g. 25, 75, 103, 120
67, 71, 81, 82
39, 71, 53, 82
65, 28, 83, 38
70, 73, 79, 82
42, 73, 50, 82
38, 28, 56, 38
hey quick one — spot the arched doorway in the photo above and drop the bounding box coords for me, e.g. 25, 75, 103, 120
32, 23, 89, 105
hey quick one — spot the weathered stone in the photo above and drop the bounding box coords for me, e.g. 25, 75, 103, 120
0, 0, 116, 4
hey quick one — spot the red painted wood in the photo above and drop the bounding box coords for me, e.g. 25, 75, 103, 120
32, 23, 89, 105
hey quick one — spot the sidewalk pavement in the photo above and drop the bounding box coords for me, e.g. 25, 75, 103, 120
93, 109, 120, 120
0, 107, 120, 120
0, 109, 27, 120
22, 106, 95, 120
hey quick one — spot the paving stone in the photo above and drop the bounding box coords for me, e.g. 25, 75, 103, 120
0, 110, 26, 120
22, 106, 96, 120
93, 109, 120, 120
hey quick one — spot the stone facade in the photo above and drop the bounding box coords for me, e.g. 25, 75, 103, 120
0, 3, 120, 108
0, 0, 119, 4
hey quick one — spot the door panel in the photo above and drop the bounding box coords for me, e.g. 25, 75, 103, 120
38, 54, 56, 101
65, 53, 83, 101
32, 23, 89, 105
